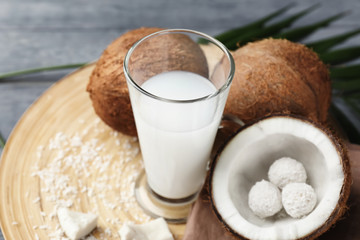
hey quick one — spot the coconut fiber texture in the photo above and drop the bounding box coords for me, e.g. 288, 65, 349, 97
224, 39, 331, 125
183, 143, 360, 240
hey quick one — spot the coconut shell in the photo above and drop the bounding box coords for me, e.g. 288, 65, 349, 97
87, 27, 209, 136
225, 38, 331, 124
309, 125, 351, 240
209, 114, 351, 240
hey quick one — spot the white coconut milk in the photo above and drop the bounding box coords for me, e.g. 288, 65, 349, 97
132, 71, 221, 199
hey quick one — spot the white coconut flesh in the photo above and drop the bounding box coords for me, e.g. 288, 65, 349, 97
211, 116, 345, 240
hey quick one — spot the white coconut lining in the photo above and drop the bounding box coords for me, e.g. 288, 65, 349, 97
212, 116, 344, 240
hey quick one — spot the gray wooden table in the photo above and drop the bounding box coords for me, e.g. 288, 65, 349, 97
0, 0, 360, 239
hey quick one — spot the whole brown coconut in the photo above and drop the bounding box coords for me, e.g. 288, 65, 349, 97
225, 38, 331, 124
87, 27, 209, 136
87, 27, 162, 136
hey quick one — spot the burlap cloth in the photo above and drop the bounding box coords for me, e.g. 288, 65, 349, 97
182, 122, 360, 240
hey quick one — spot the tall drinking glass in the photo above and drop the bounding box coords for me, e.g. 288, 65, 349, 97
124, 29, 234, 223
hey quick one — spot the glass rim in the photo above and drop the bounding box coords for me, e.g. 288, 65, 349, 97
123, 28, 235, 103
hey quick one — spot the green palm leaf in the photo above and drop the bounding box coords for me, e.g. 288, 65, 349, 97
273, 12, 347, 42
0, 63, 87, 80
320, 46, 360, 65
0, 131, 5, 149
307, 28, 360, 53
331, 100, 360, 143
344, 97, 360, 113
213, 3, 294, 44
223, 4, 320, 50
332, 79, 360, 92
344, 91, 360, 98
330, 65, 360, 79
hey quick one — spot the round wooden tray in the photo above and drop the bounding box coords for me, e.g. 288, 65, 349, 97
0, 64, 185, 239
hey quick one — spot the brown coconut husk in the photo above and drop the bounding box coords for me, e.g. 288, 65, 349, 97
225, 38, 331, 124
87, 27, 209, 136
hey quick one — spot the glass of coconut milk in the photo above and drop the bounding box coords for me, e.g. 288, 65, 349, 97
124, 29, 234, 223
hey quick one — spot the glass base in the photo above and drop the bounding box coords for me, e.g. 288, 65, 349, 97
134, 171, 198, 224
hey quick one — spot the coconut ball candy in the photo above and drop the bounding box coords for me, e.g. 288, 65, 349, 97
249, 157, 317, 219
282, 182, 317, 218
268, 157, 307, 189
248, 180, 283, 218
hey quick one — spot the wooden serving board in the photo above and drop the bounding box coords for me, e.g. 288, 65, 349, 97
0, 64, 185, 239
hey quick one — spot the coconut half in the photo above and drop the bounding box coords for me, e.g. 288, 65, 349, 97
209, 115, 351, 240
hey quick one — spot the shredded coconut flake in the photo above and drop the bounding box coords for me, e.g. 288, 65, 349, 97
39, 224, 49, 230
30, 120, 145, 238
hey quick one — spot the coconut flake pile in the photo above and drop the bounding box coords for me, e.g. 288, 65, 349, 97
26, 118, 153, 239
